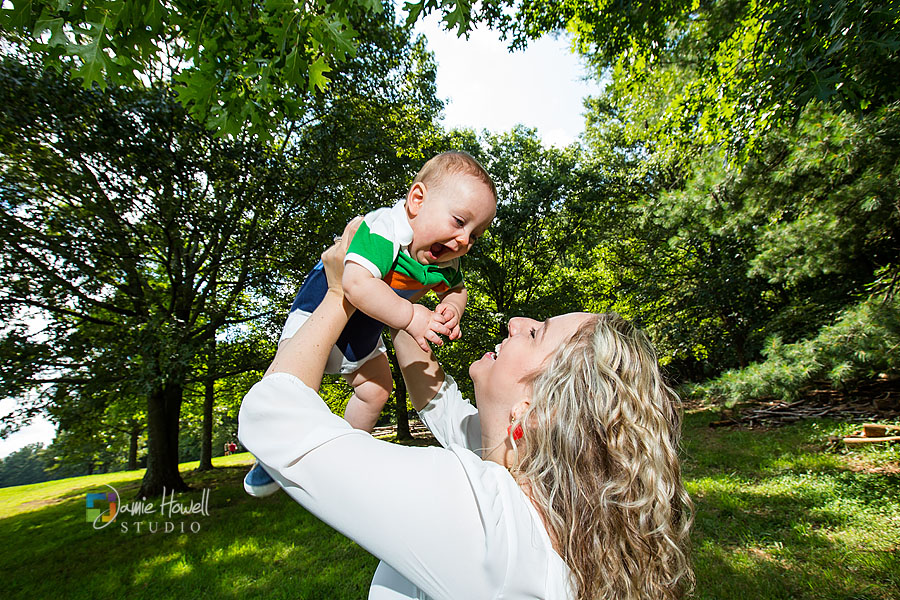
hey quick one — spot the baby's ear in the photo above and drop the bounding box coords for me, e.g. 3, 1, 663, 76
406, 182, 426, 217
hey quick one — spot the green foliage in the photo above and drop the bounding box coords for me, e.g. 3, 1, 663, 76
731, 104, 900, 288
500, 0, 900, 157
580, 25, 900, 384
0, 0, 463, 137
694, 295, 900, 406
0, 0, 392, 137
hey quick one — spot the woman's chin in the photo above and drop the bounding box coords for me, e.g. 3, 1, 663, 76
468, 352, 493, 380
468, 359, 484, 381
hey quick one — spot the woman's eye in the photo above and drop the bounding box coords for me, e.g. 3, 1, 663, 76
454, 217, 465, 227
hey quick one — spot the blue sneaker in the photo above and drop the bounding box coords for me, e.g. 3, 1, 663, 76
243, 461, 280, 497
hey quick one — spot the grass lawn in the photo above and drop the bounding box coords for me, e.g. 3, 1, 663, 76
2, 415, 899, 599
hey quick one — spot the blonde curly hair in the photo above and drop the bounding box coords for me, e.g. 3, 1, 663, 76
510, 313, 694, 600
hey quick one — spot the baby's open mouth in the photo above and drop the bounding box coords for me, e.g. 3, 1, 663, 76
428, 243, 448, 260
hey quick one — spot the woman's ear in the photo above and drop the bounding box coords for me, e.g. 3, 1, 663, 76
510, 399, 531, 425
406, 182, 426, 217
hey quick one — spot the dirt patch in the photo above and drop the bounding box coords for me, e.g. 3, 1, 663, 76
708, 377, 900, 428
17, 497, 66, 510
372, 419, 437, 445
841, 454, 900, 475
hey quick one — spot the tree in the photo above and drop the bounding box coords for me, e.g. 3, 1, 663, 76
0, 443, 51, 487
1, 67, 295, 495
0, 0, 466, 136
1, 9, 442, 495
578, 23, 900, 385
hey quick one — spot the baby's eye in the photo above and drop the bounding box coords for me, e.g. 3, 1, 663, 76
529, 328, 536, 339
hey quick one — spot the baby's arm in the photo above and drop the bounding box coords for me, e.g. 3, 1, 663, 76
435, 286, 467, 341
343, 263, 449, 351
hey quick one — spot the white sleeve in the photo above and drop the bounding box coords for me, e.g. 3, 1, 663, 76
417, 374, 483, 455
237, 373, 498, 599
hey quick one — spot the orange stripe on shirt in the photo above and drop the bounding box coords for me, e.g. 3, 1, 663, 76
383, 271, 449, 294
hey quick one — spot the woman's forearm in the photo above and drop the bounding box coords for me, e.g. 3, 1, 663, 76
391, 327, 446, 411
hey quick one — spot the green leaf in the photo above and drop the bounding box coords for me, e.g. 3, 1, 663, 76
323, 18, 358, 60
5, 0, 35, 29
308, 55, 331, 92
173, 70, 216, 116
70, 20, 109, 88
144, 0, 166, 31
72, 51, 109, 89
403, 0, 424, 25
283, 47, 305, 85
34, 16, 67, 47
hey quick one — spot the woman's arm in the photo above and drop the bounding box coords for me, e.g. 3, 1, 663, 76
391, 327, 446, 412
264, 218, 361, 389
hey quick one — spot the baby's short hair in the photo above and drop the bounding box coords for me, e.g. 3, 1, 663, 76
413, 151, 497, 202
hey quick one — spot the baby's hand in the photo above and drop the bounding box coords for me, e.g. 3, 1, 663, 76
434, 303, 462, 341
405, 304, 450, 352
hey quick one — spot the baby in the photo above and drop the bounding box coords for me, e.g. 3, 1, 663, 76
244, 151, 497, 497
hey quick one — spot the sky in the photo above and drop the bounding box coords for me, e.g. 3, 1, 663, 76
413, 13, 602, 147
0, 15, 600, 459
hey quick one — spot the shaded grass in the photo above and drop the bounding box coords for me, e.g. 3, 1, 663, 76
2, 417, 899, 599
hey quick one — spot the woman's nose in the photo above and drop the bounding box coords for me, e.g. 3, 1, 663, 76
508, 317, 538, 337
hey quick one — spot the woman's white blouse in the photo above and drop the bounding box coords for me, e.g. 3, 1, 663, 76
238, 372, 572, 599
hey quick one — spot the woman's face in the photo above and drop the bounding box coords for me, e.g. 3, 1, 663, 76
469, 312, 594, 407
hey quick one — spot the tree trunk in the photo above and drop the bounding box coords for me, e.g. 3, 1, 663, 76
733, 330, 748, 369
197, 338, 215, 471
387, 344, 411, 440
127, 420, 140, 470
139, 382, 189, 497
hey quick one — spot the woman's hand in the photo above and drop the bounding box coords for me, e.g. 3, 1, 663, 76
323, 216, 363, 298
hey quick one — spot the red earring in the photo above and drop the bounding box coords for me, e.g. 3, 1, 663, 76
507, 423, 524, 441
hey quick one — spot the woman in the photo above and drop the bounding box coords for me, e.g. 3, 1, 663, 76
238, 220, 693, 599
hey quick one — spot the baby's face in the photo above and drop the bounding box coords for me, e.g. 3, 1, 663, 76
408, 175, 496, 265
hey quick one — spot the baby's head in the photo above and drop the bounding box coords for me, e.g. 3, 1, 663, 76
405, 151, 497, 265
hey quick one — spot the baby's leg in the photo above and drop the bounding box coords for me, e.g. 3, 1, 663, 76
342, 352, 393, 433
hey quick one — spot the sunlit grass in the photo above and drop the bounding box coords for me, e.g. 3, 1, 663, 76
682, 412, 900, 599
0, 452, 255, 519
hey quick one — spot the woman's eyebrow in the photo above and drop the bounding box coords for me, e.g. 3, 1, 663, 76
540, 319, 551, 342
